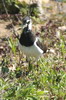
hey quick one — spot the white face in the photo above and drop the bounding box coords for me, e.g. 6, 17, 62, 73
23, 19, 32, 30
27, 19, 32, 30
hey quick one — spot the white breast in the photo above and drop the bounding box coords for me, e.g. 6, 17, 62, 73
18, 40, 43, 60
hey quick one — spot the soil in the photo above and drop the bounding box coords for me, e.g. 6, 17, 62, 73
0, 20, 12, 37
0, 19, 20, 38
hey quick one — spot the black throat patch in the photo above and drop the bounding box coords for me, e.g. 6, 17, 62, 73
19, 27, 35, 47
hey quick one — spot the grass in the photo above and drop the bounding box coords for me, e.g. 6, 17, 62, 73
0, 16, 66, 100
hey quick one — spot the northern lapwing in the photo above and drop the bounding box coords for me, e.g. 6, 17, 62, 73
19, 16, 47, 61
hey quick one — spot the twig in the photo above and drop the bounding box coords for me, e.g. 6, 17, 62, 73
1, 0, 19, 39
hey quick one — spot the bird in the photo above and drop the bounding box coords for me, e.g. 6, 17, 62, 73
18, 16, 47, 61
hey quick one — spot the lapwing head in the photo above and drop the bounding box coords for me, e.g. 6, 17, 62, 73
22, 16, 32, 30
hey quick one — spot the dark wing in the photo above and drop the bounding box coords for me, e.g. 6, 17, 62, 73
36, 40, 47, 53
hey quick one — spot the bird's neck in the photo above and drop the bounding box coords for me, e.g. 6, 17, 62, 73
28, 22, 32, 30
23, 26, 29, 31
23, 23, 32, 31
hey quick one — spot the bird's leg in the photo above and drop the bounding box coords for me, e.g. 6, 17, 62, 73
25, 57, 30, 75
28, 60, 32, 72
26, 57, 29, 62
26, 57, 33, 75
18, 51, 23, 67
36, 60, 39, 71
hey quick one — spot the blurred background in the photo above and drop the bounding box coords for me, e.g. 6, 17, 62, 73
0, 0, 66, 100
